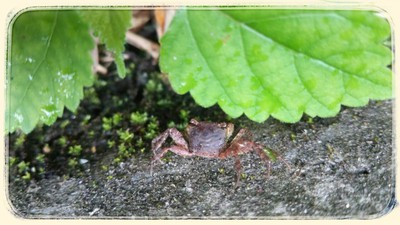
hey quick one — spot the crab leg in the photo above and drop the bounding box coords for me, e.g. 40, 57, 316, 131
254, 145, 291, 178
218, 128, 251, 159
253, 146, 273, 178
151, 128, 188, 156
230, 141, 275, 178
150, 145, 195, 175
218, 129, 250, 185
150, 128, 191, 175
220, 147, 243, 186
234, 155, 242, 187
219, 128, 290, 180
152, 145, 194, 161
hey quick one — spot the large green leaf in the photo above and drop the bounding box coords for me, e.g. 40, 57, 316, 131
160, 9, 392, 123
78, 10, 132, 78
6, 10, 95, 133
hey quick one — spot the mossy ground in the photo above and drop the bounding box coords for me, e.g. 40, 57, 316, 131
7, 25, 232, 184
8, 99, 394, 218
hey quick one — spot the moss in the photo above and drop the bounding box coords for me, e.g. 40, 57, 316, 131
130, 112, 149, 125
84, 87, 101, 105
88, 130, 96, 138
117, 129, 134, 143
68, 145, 82, 157
8, 35, 228, 183
21, 171, 31, 180
81, 115, 92, 126
17, 161, 29, 173
290, 133, 297, 142
9, 157, 17, 167
107, 140, 115, 148
112, 113, 123, 126
14, 133, 26, 148
102, 117, 113, 131
60, 120, 70, 129
101, 165, 109, 171
58, 136, 68, 147
113, 158, 121, 164
35, 154, 45, 164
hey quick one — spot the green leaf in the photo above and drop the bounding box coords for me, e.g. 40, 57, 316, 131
6, 10, 95, 133
160, 9, 392, 123
79, 10, 132, 78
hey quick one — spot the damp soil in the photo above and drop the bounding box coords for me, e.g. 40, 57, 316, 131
6, 22, 396, 219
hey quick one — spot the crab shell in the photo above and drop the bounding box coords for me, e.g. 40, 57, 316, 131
185, 119, 234, 157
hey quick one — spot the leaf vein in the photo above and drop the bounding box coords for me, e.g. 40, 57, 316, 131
17, 12, 59, 112
237, 26, 293, 116
292, 57, 332, 111
223, 11, 389, 91
185, 11, 239, 109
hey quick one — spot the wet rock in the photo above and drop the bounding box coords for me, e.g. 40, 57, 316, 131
8, 100, 395, 219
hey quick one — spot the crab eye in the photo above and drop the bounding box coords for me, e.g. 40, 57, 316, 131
189, 118, 199, 125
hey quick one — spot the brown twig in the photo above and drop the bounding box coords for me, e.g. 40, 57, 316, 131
125, 31, 160, 60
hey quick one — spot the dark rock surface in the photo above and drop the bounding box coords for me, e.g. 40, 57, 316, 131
8, 100, 395, 219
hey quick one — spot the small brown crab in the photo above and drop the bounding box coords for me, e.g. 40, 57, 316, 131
151, 119, 287, 185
